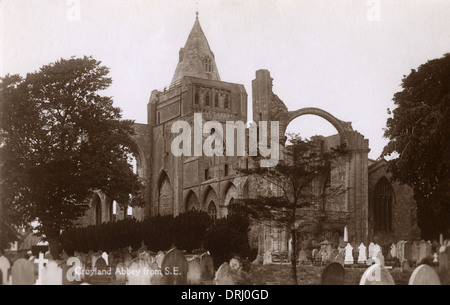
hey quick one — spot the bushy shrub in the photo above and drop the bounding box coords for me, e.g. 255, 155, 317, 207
61, 211, 212, 254
173, 210, 213, 253
204, 214, 253, 269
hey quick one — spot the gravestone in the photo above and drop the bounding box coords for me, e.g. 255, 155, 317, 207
60, 250, 69, 261
312, 249, 318, 261
161, 248, 188, 285
408, 264, 441, 285
42, 261, 63, 285
390, 243, 397, 258
344, 243, 354, 265
187, 257, 202, 285
412, 241, 419, 263
321, 262, 345, 285
404, 241, 413, 262
358, 243, 367, 264
401, 259, 410, 271
439, 244, 448, 273
426, 241, 432, 260
397, 241, 405, 261
373, 244, 381, 258
375, 251, 385, 267
335, 253, 344, 267
298, 249, 308, 263
91, 252, 102, 270
115, 262, 127, 282
156, 251, 165, 268
44, 251, 53, 260
0, 269, 2, 285
200, 253, 214, 281
127, 258, 152, 285
102, 252, 109, 265
368, 242, 375, 258
11, 258, 35, 285
359, 264, 395, 285
433, 253, 438, 264
124, 254, 133, 266
330, 249, 339, 263
215, 262, 236, 285
263, 251, 272, 265
0, 256, 11, 284
417, 241, 427, 264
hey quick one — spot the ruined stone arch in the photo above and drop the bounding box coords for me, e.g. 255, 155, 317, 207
285, 107, 352, 147
185, 190, 200, 212
157, 171, 173, 216
127, 134, 147, 179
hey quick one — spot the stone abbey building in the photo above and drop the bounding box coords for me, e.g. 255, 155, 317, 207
76, 14, 420, 255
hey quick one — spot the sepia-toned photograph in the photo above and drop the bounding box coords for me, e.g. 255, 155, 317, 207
0, 0, 449, 290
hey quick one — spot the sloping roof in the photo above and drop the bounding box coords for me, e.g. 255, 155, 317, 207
171, 14, 221, 85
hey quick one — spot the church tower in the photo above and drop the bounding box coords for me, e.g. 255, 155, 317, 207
171, 12, 221, 86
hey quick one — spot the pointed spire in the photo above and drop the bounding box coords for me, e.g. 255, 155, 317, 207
170, 13, 221, 85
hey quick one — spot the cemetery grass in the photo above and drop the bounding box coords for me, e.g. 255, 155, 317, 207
249, 264, 450, 285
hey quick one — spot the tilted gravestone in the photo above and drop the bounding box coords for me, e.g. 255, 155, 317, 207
200, 253, 214, 281
320, 262, 345, 285
408, 264, 441, 285
215, 262, 236, 285
156, 251, 165, 269
0, 256, 11, 285
359, 264, 395, 285
161, 248, 188, 285
93, 257, 110, 282
11, 258, 35, 285
41, 261, 63, 285
187, 257, 202, 285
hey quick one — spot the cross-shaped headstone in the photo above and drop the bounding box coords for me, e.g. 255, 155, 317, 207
34, 252, 48, 285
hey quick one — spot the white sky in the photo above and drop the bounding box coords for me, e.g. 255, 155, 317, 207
1, 0, 450, 160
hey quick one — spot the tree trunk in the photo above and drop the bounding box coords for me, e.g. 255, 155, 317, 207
290, 229, 298, 285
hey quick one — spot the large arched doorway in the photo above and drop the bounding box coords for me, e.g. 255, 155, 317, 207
203, 186, 219, 219
223, 182, 238, 217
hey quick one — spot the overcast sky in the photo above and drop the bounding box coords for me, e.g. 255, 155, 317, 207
1, 0, 450, 159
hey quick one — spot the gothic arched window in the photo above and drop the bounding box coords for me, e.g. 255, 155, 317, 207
374, 178, 393, 232
94, 195, 102, 225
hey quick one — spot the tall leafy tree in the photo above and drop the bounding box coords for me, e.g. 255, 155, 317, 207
231, 133, 348, 284
0, 57, 144, 256
382, 53, 450, 239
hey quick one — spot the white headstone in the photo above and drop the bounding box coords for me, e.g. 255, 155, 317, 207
344, 243, 354, 265
368, 242, 375, 258
34, 253, 48, 285
358, 243, 367, 264
187, 257, 202, 285
360, 264, 395, 285
102, 252, 109, 266
0, 256, 11, 285
263, 251, 272, 265
408, 264, 441, 285
41, 261, 63, 285
372, 244, 381, 258
390, 243, 397, 258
